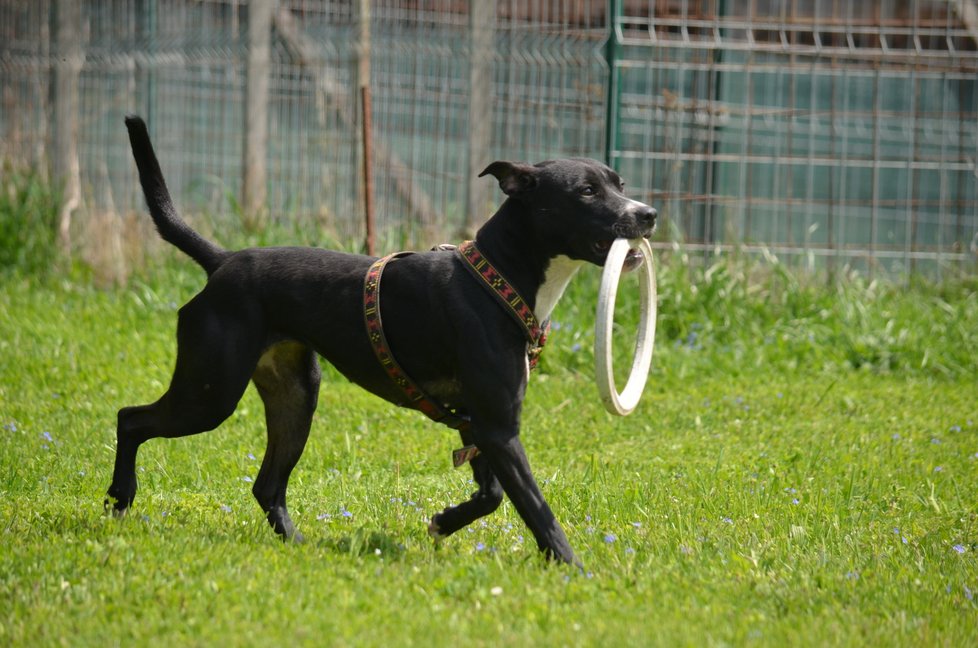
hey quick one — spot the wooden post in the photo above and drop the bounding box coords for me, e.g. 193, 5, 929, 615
52, 0, 83, 255
466, 2, 495, 234
360, 0, 376, 256
243, 0, 273, 228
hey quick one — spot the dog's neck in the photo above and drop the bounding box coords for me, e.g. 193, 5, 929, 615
475, 200, 581, 322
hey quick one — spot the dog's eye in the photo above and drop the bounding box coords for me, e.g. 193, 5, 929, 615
581, 186, 596, 196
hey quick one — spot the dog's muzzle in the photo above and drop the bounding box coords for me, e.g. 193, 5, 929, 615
594, 203, 657, 270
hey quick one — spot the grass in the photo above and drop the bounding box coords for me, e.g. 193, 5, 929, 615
1, 247, 977, 646
0, 164, 62, 278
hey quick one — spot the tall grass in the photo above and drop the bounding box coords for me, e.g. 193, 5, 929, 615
0, 164, 62, 277
543, 247, 978, 382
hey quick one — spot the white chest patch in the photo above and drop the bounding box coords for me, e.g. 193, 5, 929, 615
535, 255, 584, 322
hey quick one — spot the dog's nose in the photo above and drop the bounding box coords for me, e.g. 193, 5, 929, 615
635, 205, 657, 229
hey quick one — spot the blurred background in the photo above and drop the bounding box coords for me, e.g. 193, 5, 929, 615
2, 0, 976, 281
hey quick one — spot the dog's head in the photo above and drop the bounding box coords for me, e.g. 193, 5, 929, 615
480, 158, 656, 269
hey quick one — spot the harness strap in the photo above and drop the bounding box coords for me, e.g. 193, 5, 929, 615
454, 240, 550, 368
364, 244, 551, 467
363, 253, 471, 432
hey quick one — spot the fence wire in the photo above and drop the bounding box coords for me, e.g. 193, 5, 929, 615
1, 0, 976, 279
609, 0, 978, 278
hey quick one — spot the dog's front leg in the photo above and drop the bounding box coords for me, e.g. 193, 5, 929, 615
475, 432, 579, 566
428, 451, 503, 540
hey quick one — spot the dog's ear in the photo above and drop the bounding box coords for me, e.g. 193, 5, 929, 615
479, 161, 538, 197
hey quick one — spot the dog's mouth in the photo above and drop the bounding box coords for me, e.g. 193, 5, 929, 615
593, 241, 646, 272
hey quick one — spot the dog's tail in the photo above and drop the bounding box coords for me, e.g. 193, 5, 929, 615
125, 115, 228, 276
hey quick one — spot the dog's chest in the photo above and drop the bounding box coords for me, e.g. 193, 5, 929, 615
535, 256, 584, 321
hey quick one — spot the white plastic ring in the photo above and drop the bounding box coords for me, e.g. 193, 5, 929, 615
594, 238, 657, 416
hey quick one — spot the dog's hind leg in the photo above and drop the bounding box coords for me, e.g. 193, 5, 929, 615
250, 341, 320, 542
427, 449, 504, 541
106, 293, 263, 515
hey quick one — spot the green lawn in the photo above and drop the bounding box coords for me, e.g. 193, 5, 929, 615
1, 262, 976, 646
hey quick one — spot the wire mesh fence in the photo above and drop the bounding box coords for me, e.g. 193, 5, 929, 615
609, 0, 978, 278
1, 0, 976, 280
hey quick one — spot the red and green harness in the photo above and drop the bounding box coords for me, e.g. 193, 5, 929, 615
363, 240, 549, 467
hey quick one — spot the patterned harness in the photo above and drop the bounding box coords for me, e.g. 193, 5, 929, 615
363, 241, 549, 467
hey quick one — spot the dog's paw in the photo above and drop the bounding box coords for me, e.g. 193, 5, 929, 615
427, 518, 445, 543
104, 495, 129, 518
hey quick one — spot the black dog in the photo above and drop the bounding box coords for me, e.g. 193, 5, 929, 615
108, 116, 656, 565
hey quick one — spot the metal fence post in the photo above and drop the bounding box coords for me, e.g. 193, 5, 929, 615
359, 0, 375, 255
603, 0, 621, 169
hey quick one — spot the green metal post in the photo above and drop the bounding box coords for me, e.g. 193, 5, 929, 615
604, 0, 621, 169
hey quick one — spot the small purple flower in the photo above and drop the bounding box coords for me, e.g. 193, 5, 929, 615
721, 517, 733, 525
341, 509, 353, 518
604, 533, 617, 543
220, 505, 232, 513
845, 571, 859, 580
2, 422, 17, 432
631, 522, 642, 528
241, 476, 253, 483
792, 498, 800, 505
41, 431, 53, 442
679, 545, 692, 555
570, 343, 582, 353
934, 466, 943, 473
625, 547, 635, 555
950, 425, 962, 433
965, 585, 974, 601
317, 513, 331, 521
952, 544, 966, 554
931, 438, 942, 445
247, 452, 256, 461
475, 542, 486, 551
892, 433, 901, 441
